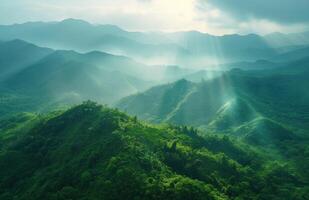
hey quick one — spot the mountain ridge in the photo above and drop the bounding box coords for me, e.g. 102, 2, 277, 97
2, 19, 309, 66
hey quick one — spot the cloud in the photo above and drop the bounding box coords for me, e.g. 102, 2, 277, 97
0, 0, 308, 35
0, 0, 203, 31
203, 0, 309, 24
195, 0, 309, 34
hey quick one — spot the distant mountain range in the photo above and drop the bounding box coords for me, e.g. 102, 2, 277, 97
0, 39, 225, 116
1, 19, 309, 66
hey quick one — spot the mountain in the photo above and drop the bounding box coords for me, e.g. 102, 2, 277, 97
117, 60, 309, 130
219, 59, 284, 70
264, 31, 309, 47
0, 102, 307, 200
168, 32, 277, 61
116, 63, 309, 188
0, 40, 230, 117
2, 19, 308, 66
2, 49, 155, 104
233, 117, 297, 146
117, 76, 234, 126
0, 39, 53, 80
117, 79, 197, 123
0, 19, 309, 200
273, 46, 309, 62
0, 19, 189, 65
0, 40, 168, 117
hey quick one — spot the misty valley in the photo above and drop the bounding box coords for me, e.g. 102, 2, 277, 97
0, 18, 308, 200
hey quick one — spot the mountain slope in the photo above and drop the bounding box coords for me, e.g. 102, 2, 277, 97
169, 32, 277, 62
0, 40, 226, 117
116, 66, 309, 186
0, 102, 307, 200
3, 49, 154, 105
0, 39, 53, 80
207, 97, 259, 132
0, 40, 167, 116
233, 117, 297, 146
273, 46, 309, 62
117, 62, 309, 129
117, 75, 234, 126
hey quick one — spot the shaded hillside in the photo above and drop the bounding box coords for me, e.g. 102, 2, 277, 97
273, 46, 309, 62
0, 39, 52, 80
0, 40, 160, 116
0, 40, 228, 117
0, 102, 307, 200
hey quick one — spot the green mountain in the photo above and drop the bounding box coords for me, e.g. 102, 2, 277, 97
116, 64, 309, 192
4, 55, 150, 104
0, 102, 307, 200
0, 40, 228, 119
116, 60, 309, 167
0, 40, 163, 117
0, 39, 52, 80
5, 50, 148, 101
0, 39, 232, 117
117, 60, 309, 129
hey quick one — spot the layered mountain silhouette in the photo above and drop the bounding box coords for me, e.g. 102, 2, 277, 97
0, 40, 157, 115
0, 39, 52, 79
1, 19, 309, 66
0, 39, 223, 116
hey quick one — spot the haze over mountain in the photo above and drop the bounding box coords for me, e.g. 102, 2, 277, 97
0, 39, 53, 80
0, 1, 309, 199
0, 39, 226, 117
117, 58, 309, 136
1, 19, 309, 66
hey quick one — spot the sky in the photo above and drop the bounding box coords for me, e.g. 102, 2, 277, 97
0, 0, 308, 35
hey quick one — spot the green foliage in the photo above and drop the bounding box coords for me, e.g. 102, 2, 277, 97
0, 102, 307, 200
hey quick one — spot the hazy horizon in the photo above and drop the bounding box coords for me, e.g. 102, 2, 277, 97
1, 0, 309, 35
2, 18, 309, 37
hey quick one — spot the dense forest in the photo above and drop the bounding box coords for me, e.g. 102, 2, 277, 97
0, 102, 308, 200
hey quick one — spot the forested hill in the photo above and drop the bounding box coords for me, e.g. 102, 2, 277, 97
116, 63, 309, 130
0, 101, 307, 200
